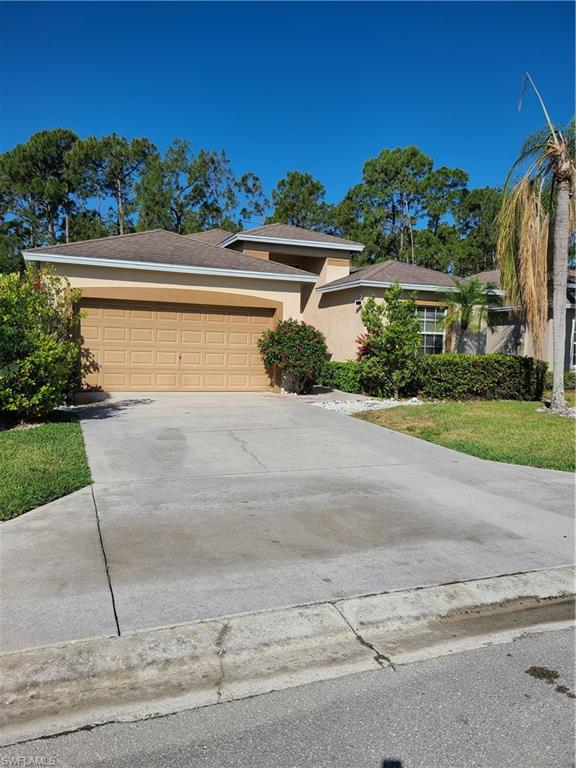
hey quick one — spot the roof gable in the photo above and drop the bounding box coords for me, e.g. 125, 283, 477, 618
318, 259, 455, 292
223, 223, 364, 251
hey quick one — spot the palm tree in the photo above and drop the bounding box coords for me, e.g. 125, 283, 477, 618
442, 276, 500, 352
497, 74, 575, 411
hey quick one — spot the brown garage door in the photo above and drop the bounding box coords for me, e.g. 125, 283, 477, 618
81, 299, 275, 391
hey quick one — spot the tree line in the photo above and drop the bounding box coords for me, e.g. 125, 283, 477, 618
0, 129, 501, 275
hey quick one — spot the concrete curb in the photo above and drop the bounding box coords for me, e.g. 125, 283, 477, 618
1, 566, 574, 746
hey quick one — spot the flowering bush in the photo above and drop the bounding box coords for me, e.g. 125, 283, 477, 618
258, 318, 329, 394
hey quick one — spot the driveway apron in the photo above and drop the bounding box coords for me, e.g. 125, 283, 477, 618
2, 392, 573, 651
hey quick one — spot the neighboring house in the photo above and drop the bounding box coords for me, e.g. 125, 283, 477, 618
22, 224, 575, 392
472, 268, 576, 372
22, 224, 453, 392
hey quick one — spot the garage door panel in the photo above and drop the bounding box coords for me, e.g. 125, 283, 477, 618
156, 329, 178, 343
180, 352, 202, 367
205, 352, 227, 367
181, 330, 203, 344
155, 351, 179, 366
130, 350, 153, 365
229, 353, 250, 367
130, 373, 153, 388
102, 350, 127, 364
102, 372, 129, 388
81, 299, 274, 392
228, 332, 249, 346
205, 331, 226, 345
131, 328, 154, 342
103, 327, 128, 342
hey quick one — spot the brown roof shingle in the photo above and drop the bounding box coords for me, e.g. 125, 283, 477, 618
186, 228, 234, 246
234, 223, 364, 248
319, 260, 455, 291
25, 230, 316, 279
472, 267, 576, 288
470, 268, 502, 287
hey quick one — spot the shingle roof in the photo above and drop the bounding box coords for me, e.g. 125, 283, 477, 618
25, 230, 316, 279
470, 268, 502, 287
186, 228, 234, 246
232, 223, 364, 248
473, 267, 576, 288
319, 260, 455, 291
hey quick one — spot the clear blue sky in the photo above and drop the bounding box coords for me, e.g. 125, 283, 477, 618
0, 1, 574, 209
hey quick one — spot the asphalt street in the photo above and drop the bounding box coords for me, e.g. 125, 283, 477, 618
2, 628, 574, 768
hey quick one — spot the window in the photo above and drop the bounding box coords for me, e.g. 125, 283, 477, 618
571, 318, 576, 370
417, 306, 445, 354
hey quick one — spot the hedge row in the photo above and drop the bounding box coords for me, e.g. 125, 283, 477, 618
321, 354, 547, 401
318, 360, 363, 393
414, 354, 547, 401
544, 369, 576, 390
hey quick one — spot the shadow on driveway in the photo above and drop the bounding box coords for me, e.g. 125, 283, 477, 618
71, 398, 156, 421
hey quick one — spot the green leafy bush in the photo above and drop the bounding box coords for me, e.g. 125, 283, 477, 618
358, 286, 421, 398
414, 354, 547, 401
0, 270, 82, 420
319, 360, 362, 393
544, 369, 576, 390
258, 318, 329, 394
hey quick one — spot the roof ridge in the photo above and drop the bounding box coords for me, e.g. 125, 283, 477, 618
241, 222, 280, 233
388, 258, 451, 278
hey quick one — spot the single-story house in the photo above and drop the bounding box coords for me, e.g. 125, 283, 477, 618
22, 224, 575, 392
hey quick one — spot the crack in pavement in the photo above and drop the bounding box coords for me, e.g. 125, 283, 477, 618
215, 622, 231, 703
330, 602, 395, 671
228, 431, 269, 470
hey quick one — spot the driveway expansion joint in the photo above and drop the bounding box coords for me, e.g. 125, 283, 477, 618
90, 485, 121, 637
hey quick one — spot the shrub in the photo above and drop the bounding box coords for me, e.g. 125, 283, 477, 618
258, 318, 329, 394
414, 354, 547, 401
358, 286, 421, 398
0, 269, 82, 421
544, 369, 576, 390
319, 360, 362, 393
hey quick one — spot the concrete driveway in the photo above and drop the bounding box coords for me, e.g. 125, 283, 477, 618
2, 392, 574, 651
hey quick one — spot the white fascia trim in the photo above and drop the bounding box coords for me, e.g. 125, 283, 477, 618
22, 252, 318, 284
316, 279, 506, 296
221, 233, 364, 252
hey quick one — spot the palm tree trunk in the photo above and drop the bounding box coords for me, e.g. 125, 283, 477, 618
549, 178, 570, 411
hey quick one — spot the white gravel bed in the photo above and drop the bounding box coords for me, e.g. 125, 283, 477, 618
536, 405, 576, 420
310, 396, 425, 415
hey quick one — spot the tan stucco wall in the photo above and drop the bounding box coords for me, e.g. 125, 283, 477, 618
48, 263, 303, 320
456, 308, 575, 371
304, 286, 448, 361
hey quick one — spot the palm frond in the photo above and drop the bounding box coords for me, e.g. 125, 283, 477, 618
497, 178, 549, 356
519, 73, 559, 145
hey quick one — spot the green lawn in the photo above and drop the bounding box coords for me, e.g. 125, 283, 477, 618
0, 415, 92, 521
357, 398, 575, 472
